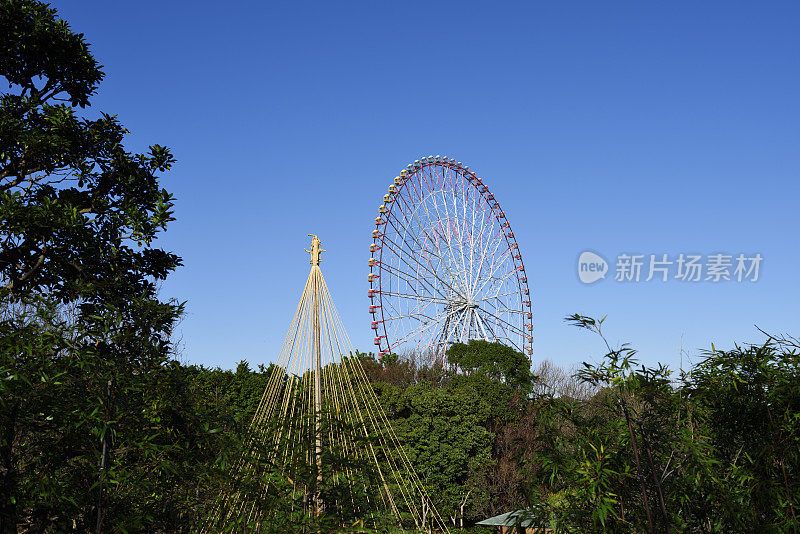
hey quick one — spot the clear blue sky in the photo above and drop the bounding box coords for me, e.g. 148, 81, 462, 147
56, 1, 799, 373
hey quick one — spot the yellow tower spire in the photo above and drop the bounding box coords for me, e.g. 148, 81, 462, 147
305, 234, 325, 266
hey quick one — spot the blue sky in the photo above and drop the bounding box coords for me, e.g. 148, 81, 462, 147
55, 1, 799, 373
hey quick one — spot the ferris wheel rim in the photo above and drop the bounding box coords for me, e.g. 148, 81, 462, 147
368, 156, 533, 361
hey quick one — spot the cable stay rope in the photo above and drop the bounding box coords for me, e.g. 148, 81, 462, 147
202, 235, 450, 533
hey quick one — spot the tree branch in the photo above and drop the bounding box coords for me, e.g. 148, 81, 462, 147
4, 245, 48, 291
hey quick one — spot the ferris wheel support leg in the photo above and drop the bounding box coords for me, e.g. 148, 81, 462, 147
475, 311, 492, 342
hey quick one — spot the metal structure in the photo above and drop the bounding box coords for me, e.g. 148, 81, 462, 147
205, 235, 448, 532
369, 156, 532, 364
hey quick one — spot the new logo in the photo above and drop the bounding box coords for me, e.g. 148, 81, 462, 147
578, 251, 608, 284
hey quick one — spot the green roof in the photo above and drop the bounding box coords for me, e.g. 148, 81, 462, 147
475, 508, 545, 527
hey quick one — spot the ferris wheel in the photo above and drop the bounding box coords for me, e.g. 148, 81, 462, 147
368, 155, 532, 364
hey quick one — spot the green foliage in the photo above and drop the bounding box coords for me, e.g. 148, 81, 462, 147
0, 0, 188, 530
530, 315, 800, 534
448, 339, 534, 392
0, 0, 102, 107
0, 0, 179, 302
683, 342, 800, 531
391, 380, 494, 520
361, 342, 537, 527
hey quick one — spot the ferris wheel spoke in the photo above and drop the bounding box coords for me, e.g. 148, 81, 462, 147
460, 308, 473, 343
414, 177, 467, 289
388, 299, 435, 328
462, 172, 480, 293
492, 286, 522, 303
468, 178, 480, 291
477, 317, 522, 350
482, 306, 530, 315
381, 284, 436, 317
382, 290, 439, 328
440, 307, 461, 346
470, 204, 501, 296
381, 233, 442, 286
473, 246, 514, 296
378, 261, 447, 304
418, 165, 433, 201
398, 185, 466, 267
471, 198, 492, 276
447, 173, 473, 295
450, 308, 467, 345
438, 170, 469, 290
474, 268, 523, 301
475, 288, 524, 303
478, 288, 520, 314
384, 213, 439, 265
424, 189, 469, 293
379, 229, 460, 300
430, 187, 470, 292
405, 169, 426, 210
384, 207, 453, 279
481, 302, 518, 324
480, 216, 505, 271
388, 308, 455, 351
396, 299, 441, 330
380, 291, 449, 305
390, 190, 466, 294
412, 167, 438, 223
381, 308, 442, 323
385, 306, 439, 342
477, 304, 526, 337
477, 292, 519, 318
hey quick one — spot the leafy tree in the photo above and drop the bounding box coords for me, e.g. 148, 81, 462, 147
0, 0, 186, 530
684, 342, 800, 531
385, 380, 494, 528
363, 343, 536, 527
448, 340, 534, 392
528, 315, 800, 534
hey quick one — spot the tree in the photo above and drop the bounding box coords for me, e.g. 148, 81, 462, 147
383, 380, 494, 528
447, 340, 534, 392
0, 1, 184, 530
528, 315, 800, 533
684, 342, 800, 531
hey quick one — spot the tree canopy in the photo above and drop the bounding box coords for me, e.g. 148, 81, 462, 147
0, 0, 186, 530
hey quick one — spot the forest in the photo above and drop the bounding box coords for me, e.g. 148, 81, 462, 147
1, 1, 799, 532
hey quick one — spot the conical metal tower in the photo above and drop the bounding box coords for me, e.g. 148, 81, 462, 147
203, 235, 449, 532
